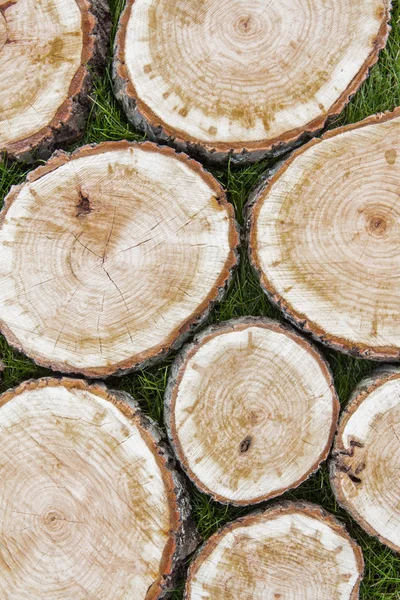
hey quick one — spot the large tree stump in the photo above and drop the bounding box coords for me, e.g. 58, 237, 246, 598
184, 502, 364, 599
248, 108, 400, 360
113, 0, 391, 165
165, 318, 339, 505
0, 141, 238, 377
0, 0, 110, 162
330, 367, 400, 553
0, 378, 199, 599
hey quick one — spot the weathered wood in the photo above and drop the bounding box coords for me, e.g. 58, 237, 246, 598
165, 317, 339, 505
330, 367, 400, 553
0, 377, 199, 599
113, 0, 391, 165
184, 502, 364, 599
0, 141, 239, 377
0, 0, 110, 162
248, 108, 400, 360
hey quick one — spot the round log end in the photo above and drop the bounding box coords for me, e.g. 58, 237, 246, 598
113, 0, 391, 165
248, 107, 400, 360
0, 141, 239, 377
0, 377, 199, 599
0, 0, 111, 162
184, 501, 364, 599
165, 317, 339, 505
330, 367, 400, 553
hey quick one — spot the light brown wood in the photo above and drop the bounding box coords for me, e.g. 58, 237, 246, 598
113, 0, 391, 165
0, 0, 110, 162
330, 367, 400, 553
0, 141, 238, 377
0, 377, 199, 599
184, 502, 364, 600
248, 108, 400, 360
165, 317, 339, 505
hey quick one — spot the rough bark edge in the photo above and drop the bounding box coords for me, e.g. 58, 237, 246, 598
1, 0, 111, 163
246, 106, 400, 361
164, 316, 339, 506
184, 500, 364, 599
330, 366, 400, 554
0, 140, 240, 378
0, 377, 201, 599
112, 0, 391, 166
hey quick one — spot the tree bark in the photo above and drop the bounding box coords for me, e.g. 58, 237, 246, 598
0, 141, 239, 377
330, 367, 400, 554
165, 317, 339, 505
184, 501, 364, 599
247, 107, 400, 361
0, 377, 199, 599
0, 0, 110, 163
113, 0, 391, 166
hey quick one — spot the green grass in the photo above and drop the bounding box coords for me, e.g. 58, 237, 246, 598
1, 1, 400, 597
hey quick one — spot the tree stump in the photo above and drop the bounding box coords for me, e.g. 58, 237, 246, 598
248, 108, 400, 360
0, 377, 199, 599
330, 367, 400, 553
165, 318, 339, 505
0, 0, 110, 162
0, 141, 238, 377
113, 0, 391, 165
184, 502, 364, 599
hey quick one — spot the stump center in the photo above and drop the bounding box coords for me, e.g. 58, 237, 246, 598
0, 14, 7, 52
367, 215, 388, 237
236, 15, 255, 34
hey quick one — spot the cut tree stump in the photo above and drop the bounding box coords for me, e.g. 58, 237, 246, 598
0, 0, 110, 162
248, 108, 400, 361
184, 502, 364, 599
0, 378, 199, 599
113, 0, 391, 165
165, 318, 339, 505
330, 367, 400, 553
0, 141, 238, 377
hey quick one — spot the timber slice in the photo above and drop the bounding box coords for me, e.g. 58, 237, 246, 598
248, 108, 400, 360
330, 367, 400, 553
0, 142, 238, 377
0, 378, 199, 599
0, 0, 110, 162
165, 318, 339, 505
113, 0, 391, 165
184, 502, 364, 600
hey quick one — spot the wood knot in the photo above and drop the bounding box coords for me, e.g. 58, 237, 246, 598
240, 436, 252, 453
77, 190, 92, 217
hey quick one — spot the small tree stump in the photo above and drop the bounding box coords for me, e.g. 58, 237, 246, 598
0, 141, 238, 377
184, 502, 364, 599
0, 0, 110, 162
165, 318, 339, 505
113, 0, 390, 165
330, 367, 400, 553
248, 108, 400, 360
0, 378, 199, 599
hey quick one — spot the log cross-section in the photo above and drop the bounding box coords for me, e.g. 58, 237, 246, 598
248, 108, 400, 360
0, 0, 110, 162
165, 318, 339, 505
113, 0, 391, 164
330, 367, 400, 553
0, 378, 199, 599
184, 502, 364, 599
0, 142, 239, 377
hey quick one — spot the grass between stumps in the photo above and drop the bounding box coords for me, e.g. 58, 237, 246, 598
1, 1, 400, 598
